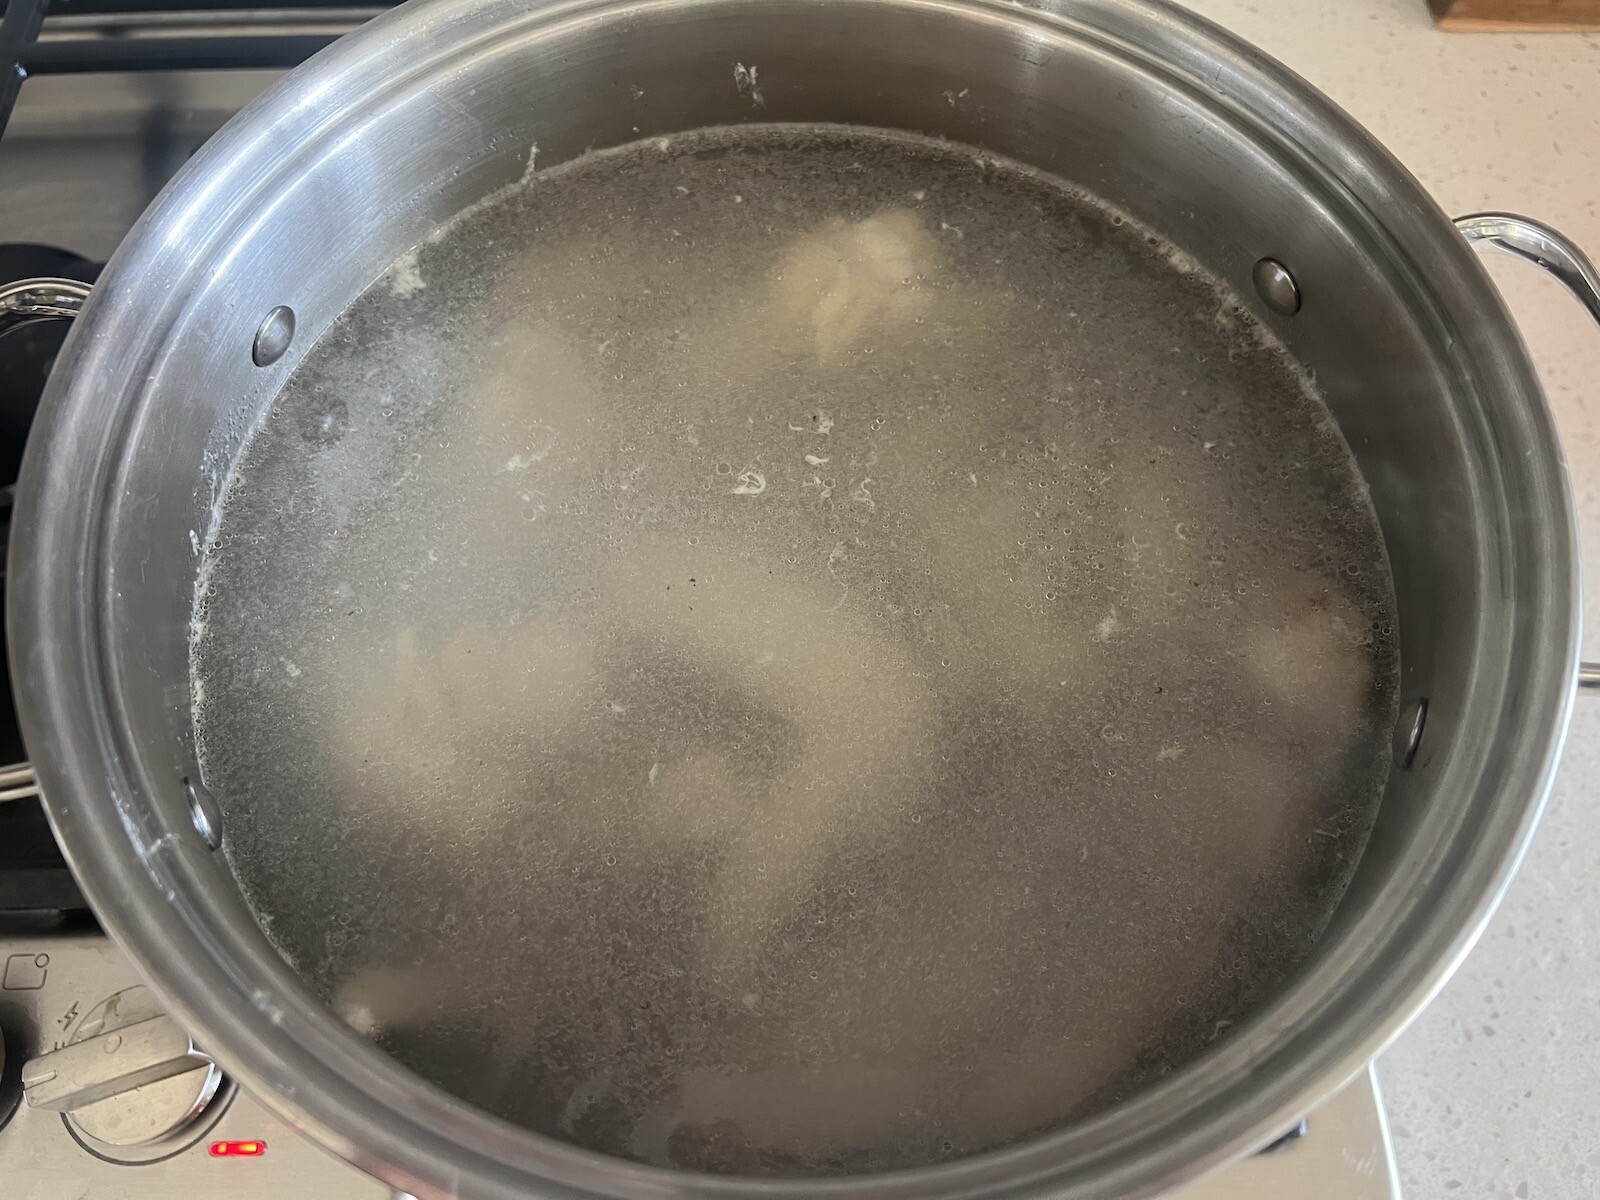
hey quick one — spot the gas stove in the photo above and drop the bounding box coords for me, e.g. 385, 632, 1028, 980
0, 4, 1401, 1196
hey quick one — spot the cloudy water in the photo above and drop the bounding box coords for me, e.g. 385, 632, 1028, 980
193, 124, 1399, 1175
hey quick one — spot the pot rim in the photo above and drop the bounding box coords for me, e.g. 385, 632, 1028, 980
8, 0, 1579, 1197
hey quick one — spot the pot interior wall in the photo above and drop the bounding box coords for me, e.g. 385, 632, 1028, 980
90, 0, 1535, 1156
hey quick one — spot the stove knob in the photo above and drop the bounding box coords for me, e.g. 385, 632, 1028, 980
20, 985, 224, 1153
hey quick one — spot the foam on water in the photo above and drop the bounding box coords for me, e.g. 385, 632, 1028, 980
193, 124, 1398, 1176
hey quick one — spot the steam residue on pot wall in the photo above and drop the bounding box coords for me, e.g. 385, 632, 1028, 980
191, 125, 1399, 1175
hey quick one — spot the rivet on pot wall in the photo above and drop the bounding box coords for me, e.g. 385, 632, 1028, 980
1392, 698, 1428, 770
1252, 258, 1302, 316
252, 305, 296, 367
185, 776, 224, 850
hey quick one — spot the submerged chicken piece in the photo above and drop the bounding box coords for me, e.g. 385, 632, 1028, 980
606, 541, 938, 982
326, 617, 599, 837
769, 208, 943, 362
1240, 568, 1377, 744
667, 206, 947, 419
437, 319, 600, 513
333, 963, 452, 1038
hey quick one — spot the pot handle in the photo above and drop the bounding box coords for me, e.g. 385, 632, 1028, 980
1456, 213, 1600, 694
0, 763, 40, 801
0, 276, 91, 337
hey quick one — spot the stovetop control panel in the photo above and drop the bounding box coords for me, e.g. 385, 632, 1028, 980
0, 929, 386, 1199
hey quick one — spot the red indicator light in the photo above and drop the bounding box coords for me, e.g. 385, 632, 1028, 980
209, 1140, 267, 1157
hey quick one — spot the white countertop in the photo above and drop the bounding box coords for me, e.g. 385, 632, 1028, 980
1176, 3, 1600, 1196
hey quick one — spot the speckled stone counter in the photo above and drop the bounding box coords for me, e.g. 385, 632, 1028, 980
1177, 3, 1600, 1196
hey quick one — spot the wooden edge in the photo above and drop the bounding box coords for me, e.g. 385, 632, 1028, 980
1438, 15, 1600, 27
